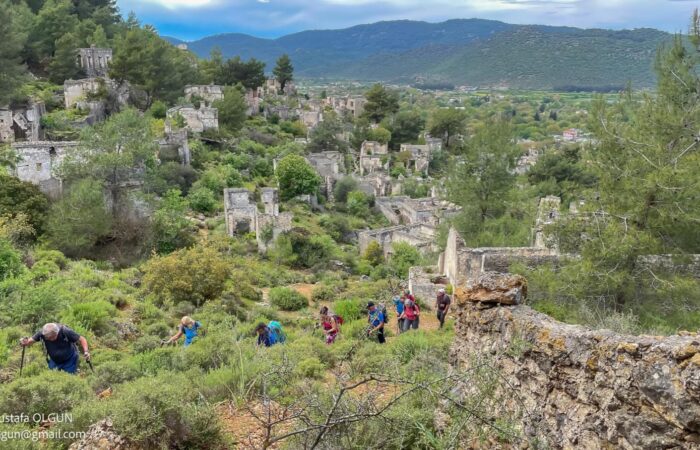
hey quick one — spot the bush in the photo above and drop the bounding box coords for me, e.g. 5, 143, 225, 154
295, 357, 325, 379
334, 299, 365, 322
311, 285, 336, 303
133, 335, 163, 354
276, 154, 321, 200
107, 374, 224, 449
188, 186, 218, 214
363, 241, 384, 266
0, 372, 92, 417
142, 244, 230, 306
0, 239, 23, 281
60, 300, 117, 336
347, 191, 372, 217
92, 360, 140, 392
269, 287, 308, 311
389, 242, 422, 278
333, 177, 358, 204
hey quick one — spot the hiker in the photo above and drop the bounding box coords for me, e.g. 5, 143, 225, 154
401, 298, 420, 332
367, 301, 386, 344
435, 288, 452, 329
320, 306, 340, 344
404, 290, 415, 303
393, 295, 405, 333
255, 322, 278, 347
163, 316, 203, 347
19, 323, 90, 374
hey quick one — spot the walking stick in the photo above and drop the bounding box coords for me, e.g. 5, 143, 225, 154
19, 345, 26, 377
86, 359, 95, 374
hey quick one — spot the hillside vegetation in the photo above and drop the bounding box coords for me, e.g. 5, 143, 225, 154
170, 20, 670, 89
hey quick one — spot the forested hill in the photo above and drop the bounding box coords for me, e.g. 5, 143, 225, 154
166, 19, 670, 89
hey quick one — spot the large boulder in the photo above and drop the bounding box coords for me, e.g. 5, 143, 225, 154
454, 271, 527, 306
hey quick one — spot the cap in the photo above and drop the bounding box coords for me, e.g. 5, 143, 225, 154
367, 301, 375, 308
438, 288, 446, 293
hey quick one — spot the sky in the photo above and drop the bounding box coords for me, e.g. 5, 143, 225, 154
116, 0, 700, 41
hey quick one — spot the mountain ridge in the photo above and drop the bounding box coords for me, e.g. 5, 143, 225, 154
164, 19, 672, 89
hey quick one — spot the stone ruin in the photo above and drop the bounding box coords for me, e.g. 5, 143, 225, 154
301, 110, 323, 129
166, 105, 219, 134
375, 196, 460, 227
224, 187, 293, 253
325, 95, 366, 119
0, 102, 45, 143
358, 223, 437, 257
449, 271, 700, 449
10, 141, 79, 199
398, 143, 432, 175
358, 195, 459, 263
78, 46, 112, 78
533, 195, 561, 249
359, 141, 389, 176
305, 151, 345, 201
355, 172, 395, 198
157, 129, 191, 166
184, 85, 224, 108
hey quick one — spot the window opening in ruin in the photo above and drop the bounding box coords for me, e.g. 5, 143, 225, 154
36, 163, 42, 171
49, 147, 57, 157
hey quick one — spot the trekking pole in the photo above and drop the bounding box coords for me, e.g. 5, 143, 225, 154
19, 345, 26, 377
86, 359, 95, 374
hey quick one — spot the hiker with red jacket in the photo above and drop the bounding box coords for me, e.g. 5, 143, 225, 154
435, 288, 452, 329
401, 298, 420, 332
19, 323, 90, 374
320, 306, 341, 344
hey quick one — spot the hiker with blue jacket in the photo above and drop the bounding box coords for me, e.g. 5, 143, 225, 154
393, 295, 405, 333
164, 316, 203, 347
367, 301, 386, 344
19, 323, 90, 374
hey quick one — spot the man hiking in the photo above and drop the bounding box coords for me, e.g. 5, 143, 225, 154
367, 301, 386, 344
319, 306, 340, 344
393, 295, 405, 333
20, 323, 90, 374
435, 288, 452, 329
401, 298, 420, 332
163, 316, 203, 347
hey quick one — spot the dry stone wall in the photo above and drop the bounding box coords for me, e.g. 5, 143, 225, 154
451, 272, 700, 449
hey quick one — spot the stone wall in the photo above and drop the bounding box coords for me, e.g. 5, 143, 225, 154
358, 223, 437, 257
184, 85, 224, 107
442, 227, 561, 287
450, 273, 700, 449
78, 47, 112, 78
11, 141, 79, 198
166, 106, 219, 133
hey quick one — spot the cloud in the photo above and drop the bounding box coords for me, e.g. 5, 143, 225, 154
116, 0, 696, 40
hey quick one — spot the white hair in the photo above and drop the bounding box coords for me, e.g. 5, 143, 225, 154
42, 323, 60, 338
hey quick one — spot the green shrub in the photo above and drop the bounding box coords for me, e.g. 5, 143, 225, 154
0, 372, 92, 416
333, 299, 365, 322
269, 287, 308, 311
107, 373, 225, 449
295, 357, 325, 379
60, 300, 117, 335
133, 335, 163, 354
188, 186, 218, 214
0, 239, 23, 281
92, 360, 140, 391
311, 284, 336, 303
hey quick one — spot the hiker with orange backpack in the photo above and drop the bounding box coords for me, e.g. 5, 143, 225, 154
320, 306, 342, 344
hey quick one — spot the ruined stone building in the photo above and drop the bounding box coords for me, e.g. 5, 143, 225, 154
245, 89, 262, 116
10, 141, 79, 198
305, 151, 345, 201
158, 129, 191, 166
358, 223, 438, 258
166, 106, 219, 134
78, 47, 112, 78
355, 172, 395, 198
326, 95, 366, 119
224, 187, 293, 252
398, 144, 432, 175
184, 85, 224, 108
0, 102, 45, 143
515, 147, 542, 174
301, 110, 323, 129
375, 196, 460, 227
359, 141, 389, 176
63, 78, 129, 124
533, 195, 561, 249
259, 78, 296, 97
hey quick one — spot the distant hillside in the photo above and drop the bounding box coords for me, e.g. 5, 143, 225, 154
166, 19, 672, 89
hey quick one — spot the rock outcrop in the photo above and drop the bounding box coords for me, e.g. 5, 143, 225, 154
69, 419, 132, 450
450, 272, 700, 449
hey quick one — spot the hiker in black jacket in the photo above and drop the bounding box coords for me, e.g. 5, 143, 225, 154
20, 323, 90, 374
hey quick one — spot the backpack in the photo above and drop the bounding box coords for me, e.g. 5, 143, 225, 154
333, 315, 344, 326
378, 304, 389, 324
268, 321, 286, 344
